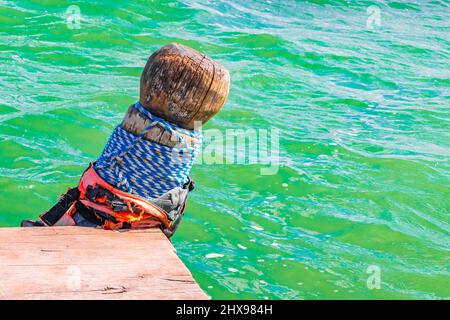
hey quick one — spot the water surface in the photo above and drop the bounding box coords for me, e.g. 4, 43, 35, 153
0, 0, 449, 299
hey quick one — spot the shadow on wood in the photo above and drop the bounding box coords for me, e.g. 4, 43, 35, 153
0, 227, 208, 300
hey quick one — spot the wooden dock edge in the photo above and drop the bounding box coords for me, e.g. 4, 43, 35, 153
0, 226, 209, 300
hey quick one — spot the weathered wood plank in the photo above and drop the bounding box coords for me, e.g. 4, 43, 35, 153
0, 227, 208, 300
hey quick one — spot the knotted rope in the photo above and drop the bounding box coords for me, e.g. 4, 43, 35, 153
94, 102, 202, 200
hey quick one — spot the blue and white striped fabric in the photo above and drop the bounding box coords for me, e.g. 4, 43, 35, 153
94, 102, 202, 200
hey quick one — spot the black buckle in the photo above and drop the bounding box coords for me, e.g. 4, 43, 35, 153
184, 176, 195, 192
85, 185, 102, 202
110, 199, 128, 212
86, 185, 129, 212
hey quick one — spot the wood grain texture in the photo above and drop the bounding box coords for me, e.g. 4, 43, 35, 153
139, 43, 230, 130
0, 227, 208, 300
122, 43, 229, 146
120, 104, 198, 147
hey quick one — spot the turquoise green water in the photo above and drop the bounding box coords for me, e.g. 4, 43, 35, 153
1, 0, 449, 299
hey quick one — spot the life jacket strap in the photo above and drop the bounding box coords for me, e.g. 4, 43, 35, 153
38, 163, 193, 237
39, 187, 80, 226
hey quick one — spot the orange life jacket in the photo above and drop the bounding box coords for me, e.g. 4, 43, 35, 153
77, 163, 172, 230
39, 163, 183, 233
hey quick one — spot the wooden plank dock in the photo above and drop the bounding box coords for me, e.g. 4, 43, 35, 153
0, 226, 208, 300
